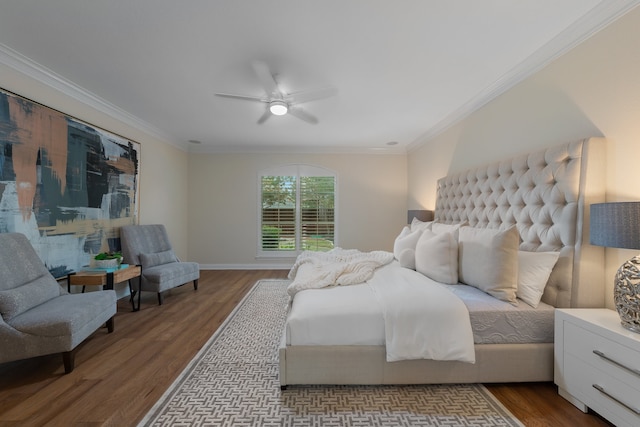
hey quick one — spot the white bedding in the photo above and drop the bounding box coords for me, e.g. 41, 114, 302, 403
287, 261, 476, 363
287, 248, 394, 296
369, 263, 475, 363
286, 283, 385, 346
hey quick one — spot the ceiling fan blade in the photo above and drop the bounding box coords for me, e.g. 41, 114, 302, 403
251, 60, 280, 97
257, 109, 272, 124
288, 108, 318, 125
215, 93, 267, 102
287, 86, 338, 105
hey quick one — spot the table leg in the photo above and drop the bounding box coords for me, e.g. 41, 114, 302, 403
67, 272, 76, 293
106, 272, 114, 290
128, 278, 140, 312
137, 276, 142, 311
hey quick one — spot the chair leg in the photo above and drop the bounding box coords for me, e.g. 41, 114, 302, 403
193, 279, 198, 291
157, 292, 164, 305
106, 316, 115, 333
62, 349, 76, 374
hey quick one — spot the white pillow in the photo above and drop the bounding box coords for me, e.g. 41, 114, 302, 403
415, 230, 458, 284
393, 226, 422, 261
458, 226, 519, 304
517, 251, 560, 308
397, 248, 416, 270
431, 221, 466, 240
410, 218, 433, 232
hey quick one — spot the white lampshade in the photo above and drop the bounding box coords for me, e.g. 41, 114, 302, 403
269, 101, 288, 116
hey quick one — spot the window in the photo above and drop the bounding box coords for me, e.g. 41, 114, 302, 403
259, 165, 336, 257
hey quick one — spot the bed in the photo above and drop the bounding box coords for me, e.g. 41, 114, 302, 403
279, 137, 606, 387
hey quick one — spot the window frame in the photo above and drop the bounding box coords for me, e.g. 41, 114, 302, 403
257, 164, 338, 258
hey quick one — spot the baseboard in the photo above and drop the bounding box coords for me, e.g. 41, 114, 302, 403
198, 263, 292, 270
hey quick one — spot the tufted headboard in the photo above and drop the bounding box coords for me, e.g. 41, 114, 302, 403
434, 138, 606, 308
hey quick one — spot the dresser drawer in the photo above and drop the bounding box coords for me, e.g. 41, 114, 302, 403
565, 353, 640, 427
564, 321, 640, 391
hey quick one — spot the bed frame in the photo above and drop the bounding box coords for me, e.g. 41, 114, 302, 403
279, 138, 606, 386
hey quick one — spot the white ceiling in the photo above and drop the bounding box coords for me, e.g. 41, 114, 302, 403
0, 1, 638, 153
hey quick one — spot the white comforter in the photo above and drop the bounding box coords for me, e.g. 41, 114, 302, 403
287, 248, 394, 296
287, 255, 476, 363
369, 263, 475, 363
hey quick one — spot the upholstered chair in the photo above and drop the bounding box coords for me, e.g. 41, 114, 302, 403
0, 233, 117, 373
120, 224, 199, 306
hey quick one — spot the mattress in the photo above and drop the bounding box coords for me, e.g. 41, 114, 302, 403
286, 270, 554, 346
446, 284, 554, 344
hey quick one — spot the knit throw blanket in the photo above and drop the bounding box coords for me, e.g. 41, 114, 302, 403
287, 248, 394, 296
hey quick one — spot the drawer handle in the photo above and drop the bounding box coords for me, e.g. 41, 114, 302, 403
592, 384, 640, 415
593, 349, 640, 377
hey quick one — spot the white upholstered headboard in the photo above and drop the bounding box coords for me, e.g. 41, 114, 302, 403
434, 138, 606, 308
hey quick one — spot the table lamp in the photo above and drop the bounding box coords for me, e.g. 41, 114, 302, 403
590, 202, 640, 333
407, 210, 434, 224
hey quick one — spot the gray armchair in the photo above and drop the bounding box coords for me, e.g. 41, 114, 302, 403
0, 233, 116, 373
120, 224, 199, 306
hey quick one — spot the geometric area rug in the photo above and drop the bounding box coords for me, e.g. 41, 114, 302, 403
138, 280, 524, 427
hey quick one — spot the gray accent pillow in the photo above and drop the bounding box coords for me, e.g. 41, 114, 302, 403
0, 274, 61, 321
139, 250, 178, 268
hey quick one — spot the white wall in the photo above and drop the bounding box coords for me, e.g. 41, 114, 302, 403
0, 64, 191, 260
1, 57, 408, 270
188, 152, 407, 268
136, 142, 190, 258
408, 6, 640, 308
9, 6, 640, 287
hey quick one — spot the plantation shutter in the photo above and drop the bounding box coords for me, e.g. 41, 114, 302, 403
300, 176, 335, 251
259, 165, 337, 256
261, 176, 296, 252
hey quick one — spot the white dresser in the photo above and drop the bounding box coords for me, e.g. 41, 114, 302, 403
555, 309, 640, 427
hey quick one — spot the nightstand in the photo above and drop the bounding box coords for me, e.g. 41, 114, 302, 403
555, 309, 640, 427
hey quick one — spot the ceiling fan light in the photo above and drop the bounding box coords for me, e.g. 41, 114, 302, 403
269, 101, 288, 115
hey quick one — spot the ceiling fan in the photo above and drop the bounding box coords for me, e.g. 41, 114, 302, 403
215, 60, 337, 125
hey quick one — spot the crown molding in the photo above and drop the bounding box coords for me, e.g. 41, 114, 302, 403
2, 0, 637, 156
0, 43, 397, 156
407, 0, 640, 152
187, 143, 407, 155
0, 43, 187, 151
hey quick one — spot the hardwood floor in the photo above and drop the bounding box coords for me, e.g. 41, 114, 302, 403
0, 270, 612, 426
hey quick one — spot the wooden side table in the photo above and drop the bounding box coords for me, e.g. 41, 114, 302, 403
68, 265, 142, 311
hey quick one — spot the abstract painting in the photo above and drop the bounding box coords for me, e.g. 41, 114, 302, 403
0, 89, 140, 277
